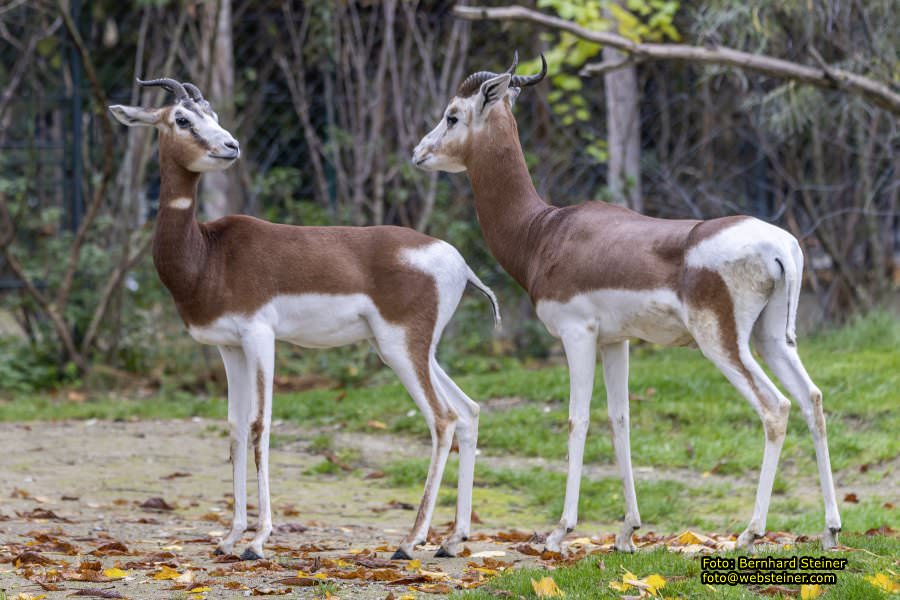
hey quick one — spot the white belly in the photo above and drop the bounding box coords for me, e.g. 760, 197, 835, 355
536, 288, 693, 346
188, 294, 375, 348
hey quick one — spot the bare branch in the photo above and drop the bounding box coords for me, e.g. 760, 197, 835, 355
454, 4, 900, 114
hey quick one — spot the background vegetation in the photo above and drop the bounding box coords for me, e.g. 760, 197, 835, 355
0, 0, 897, 395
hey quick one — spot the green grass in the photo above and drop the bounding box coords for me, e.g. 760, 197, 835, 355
452, 534, 900, 599
3, 313, 896, 476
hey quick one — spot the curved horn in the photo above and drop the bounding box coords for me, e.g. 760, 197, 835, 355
136, 77, 189, 101
182, 82, 205, 102
504, 50, 519, 75
510, 53, 547, 88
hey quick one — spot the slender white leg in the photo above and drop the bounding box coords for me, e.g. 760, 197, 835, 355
601, 341, 641, 552
697, 338, 791, 551
546, 326, 597, 552
216, 345, 251, 556
239, 326, 276, 560
433, 362, 480, 557
756, 337, 841, 548
375, 330, 456, 559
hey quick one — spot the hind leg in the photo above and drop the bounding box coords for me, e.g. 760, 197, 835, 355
692, 326, 792, 550
755, 332, 841, 548
373, 328, 457, 559
432, 362, 480, 557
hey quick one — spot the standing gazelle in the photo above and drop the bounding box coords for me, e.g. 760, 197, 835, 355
110, 78, 499, 560
413, 55, 841, 552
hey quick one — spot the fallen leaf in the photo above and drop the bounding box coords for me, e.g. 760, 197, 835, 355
801, 584, 824, 599
251, 587, 291, 596
152, 565, 182, 580
275, 576, 321, 587
367, 419, 387, 429
643, 573, 666, 594
91, 542, 130, 556
866, 572, 899, 593
188, 587, 212, 593
161, 471, 191, 480
67, 590, 125, 598
844, 493, 859, 504
15, 552, 57, 566
140, 497, 175, 511
531, 576, 565, 597
102, 567, 130, 580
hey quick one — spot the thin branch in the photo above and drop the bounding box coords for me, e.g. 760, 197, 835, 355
56, 2, 117, 312
454, 5, 900, 114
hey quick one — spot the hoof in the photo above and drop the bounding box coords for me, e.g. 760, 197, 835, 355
737, 530, 762, 551
434, 547, 453, 558
240, 548, 263, 561
391, 547, 413, 561
213, 547, 225, 556
822, 527, 840, 550
614, 538, 637, 553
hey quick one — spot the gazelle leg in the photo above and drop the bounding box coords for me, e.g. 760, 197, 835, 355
216, 345, 251, 556
239, 326, 276, 560
696, 336, 791, 550
432, 362, 480, 557
375, 332, 456, 560
755, 336, 841, 548
546, 326, 597, 552
601, 341, 641, 552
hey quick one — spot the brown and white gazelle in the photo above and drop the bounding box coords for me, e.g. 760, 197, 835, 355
413, 55, 841, 552
110, 78, 499, 560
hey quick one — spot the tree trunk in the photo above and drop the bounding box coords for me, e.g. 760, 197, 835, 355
603, 1, 642, 211
200, 0, 243, 219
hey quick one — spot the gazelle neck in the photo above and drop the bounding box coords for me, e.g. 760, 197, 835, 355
465, 111, 551, 290
152, 151, 206, 300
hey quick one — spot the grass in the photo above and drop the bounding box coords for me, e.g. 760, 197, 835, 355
2, 312, 896, 475
451, 534, 900, 599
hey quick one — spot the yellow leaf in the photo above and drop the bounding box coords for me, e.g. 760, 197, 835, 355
675, 530, 706, 545
866, 572, 900, 593
15, 595, 47, 600
608, 580, 631, 592
531, 576, 565, 598
473, 567, 499, 576
336, 559, 353, 567
103, 567, 130, 579
398, 595, 416, 600
189, 587, 213, 593
407, 559, 422, 571
643, 573, 667, 594
153, 565, 181, 580
801, 584, 824, 599
313, 572, 328, 580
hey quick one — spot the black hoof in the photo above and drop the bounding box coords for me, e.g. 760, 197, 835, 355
391, 547, 412, 560
240, 548, 262, 561
213, 547, 225, 556
434, 547, 453, 558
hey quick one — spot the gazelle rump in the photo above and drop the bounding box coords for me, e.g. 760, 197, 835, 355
110, 78, 500, 560
413, 56, 841, 552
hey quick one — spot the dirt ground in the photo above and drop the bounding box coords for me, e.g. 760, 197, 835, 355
0, 419, 583, 600
1, 419, 895, 599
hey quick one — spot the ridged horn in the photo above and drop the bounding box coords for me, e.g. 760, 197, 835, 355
136, 77, 189, 101
510, 53, 546, 88
182, 82, 205, 103
456, 52, 521, 97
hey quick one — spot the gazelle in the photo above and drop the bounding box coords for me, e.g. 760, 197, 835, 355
110, 78, 499, 560
413, 55, 841, 552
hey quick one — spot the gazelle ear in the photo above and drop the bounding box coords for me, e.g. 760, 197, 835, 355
479, 74, 511, 114
108, 104, 164, 127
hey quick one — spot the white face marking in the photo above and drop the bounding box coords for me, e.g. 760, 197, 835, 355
167, 197, 193, 210
169, 103, 240, 173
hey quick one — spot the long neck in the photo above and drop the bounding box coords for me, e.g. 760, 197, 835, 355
465, 111, 551, 290
152, 151, 206, 301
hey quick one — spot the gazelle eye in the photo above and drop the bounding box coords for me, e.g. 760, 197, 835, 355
175, 116, 191, 128
446, 115, 458, 127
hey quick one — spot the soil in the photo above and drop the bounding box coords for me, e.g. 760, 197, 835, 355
0, 419, 895, 599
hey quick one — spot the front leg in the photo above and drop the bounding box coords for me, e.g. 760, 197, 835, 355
240, 327, 276, 560
216, 346, 251, 556
601, 341, 641, 552
546, 326, 597, 552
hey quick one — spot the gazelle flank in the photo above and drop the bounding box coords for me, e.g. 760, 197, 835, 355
413, 55, 841, 553
110, 77, 500, 561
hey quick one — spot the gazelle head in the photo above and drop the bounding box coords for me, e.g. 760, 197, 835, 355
109, 78, 240, 173
412, 53, 546, 173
